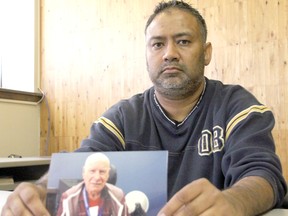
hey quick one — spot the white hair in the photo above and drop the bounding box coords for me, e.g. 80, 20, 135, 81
83, 152, 110, 170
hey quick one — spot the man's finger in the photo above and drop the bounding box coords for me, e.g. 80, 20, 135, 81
158, 179, 216, 216
2, 195, 33, 216
2, 183, 50, 216
18, 184, 50, 216
158, 180, 204, 215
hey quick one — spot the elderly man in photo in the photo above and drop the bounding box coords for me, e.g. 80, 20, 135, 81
56, 153, 129, 216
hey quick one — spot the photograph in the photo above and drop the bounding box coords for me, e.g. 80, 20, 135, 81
46, 151, 168, 216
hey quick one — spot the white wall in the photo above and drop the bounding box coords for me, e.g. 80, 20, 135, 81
0, 100, 40, 157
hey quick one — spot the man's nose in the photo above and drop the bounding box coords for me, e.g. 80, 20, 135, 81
93, 171, 101, 179
163, 42, 180, 62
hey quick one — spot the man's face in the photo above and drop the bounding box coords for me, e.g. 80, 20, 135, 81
83, 159, 110, 196
145, 9, 211, 98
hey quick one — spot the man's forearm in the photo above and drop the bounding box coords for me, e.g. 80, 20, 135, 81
223, 176, 274, 216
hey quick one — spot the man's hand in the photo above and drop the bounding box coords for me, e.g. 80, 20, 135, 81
1, 182, 50, 216
158, 177, 274, 216
157, 178, 242, 216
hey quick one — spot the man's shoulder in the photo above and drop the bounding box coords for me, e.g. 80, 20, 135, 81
106, 183, 124, 194
62, 181, 84, 198
108, 87, 154, 112
206, 78, 254, 98
122, 87, 153, 104
106, 183, 125, 199
207, 78, 242, 90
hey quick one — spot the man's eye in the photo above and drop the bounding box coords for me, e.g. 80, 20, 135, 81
152, 42, 164, 49
178, 40, 191, 45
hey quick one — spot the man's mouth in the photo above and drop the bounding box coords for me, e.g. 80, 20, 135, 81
91, 181, 102, 186
162, 66, 182, 74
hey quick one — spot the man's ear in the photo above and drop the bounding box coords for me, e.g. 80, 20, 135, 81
204, 42, 212, 65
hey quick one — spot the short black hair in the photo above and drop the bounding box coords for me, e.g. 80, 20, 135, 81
145, 0, 207, 42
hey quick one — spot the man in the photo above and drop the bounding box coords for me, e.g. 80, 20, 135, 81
56, 153, 128, 216
2, 1, 287, 216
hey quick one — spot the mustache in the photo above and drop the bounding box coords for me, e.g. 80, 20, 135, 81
159, 63, 185, 73
160, 63, 185, 73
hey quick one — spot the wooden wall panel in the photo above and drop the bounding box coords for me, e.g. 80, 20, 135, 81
40, 0, 288, 181
200, 0, 288, 181
40, 0, 161, 154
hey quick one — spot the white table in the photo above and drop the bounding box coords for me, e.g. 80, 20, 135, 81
0, 190, 287, 215
0, 157, 50, 190
0, 190, 11, 212
263, 209, 288, 215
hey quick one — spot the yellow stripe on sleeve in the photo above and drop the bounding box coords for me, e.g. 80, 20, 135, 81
95, 117, 125, 149
225, 105, 271, 140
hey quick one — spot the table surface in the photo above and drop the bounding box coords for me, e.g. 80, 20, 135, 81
263, 209, 288, 215
0, 190, 287, 215
0, 191, 12, 212
0, 156, 50, 168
